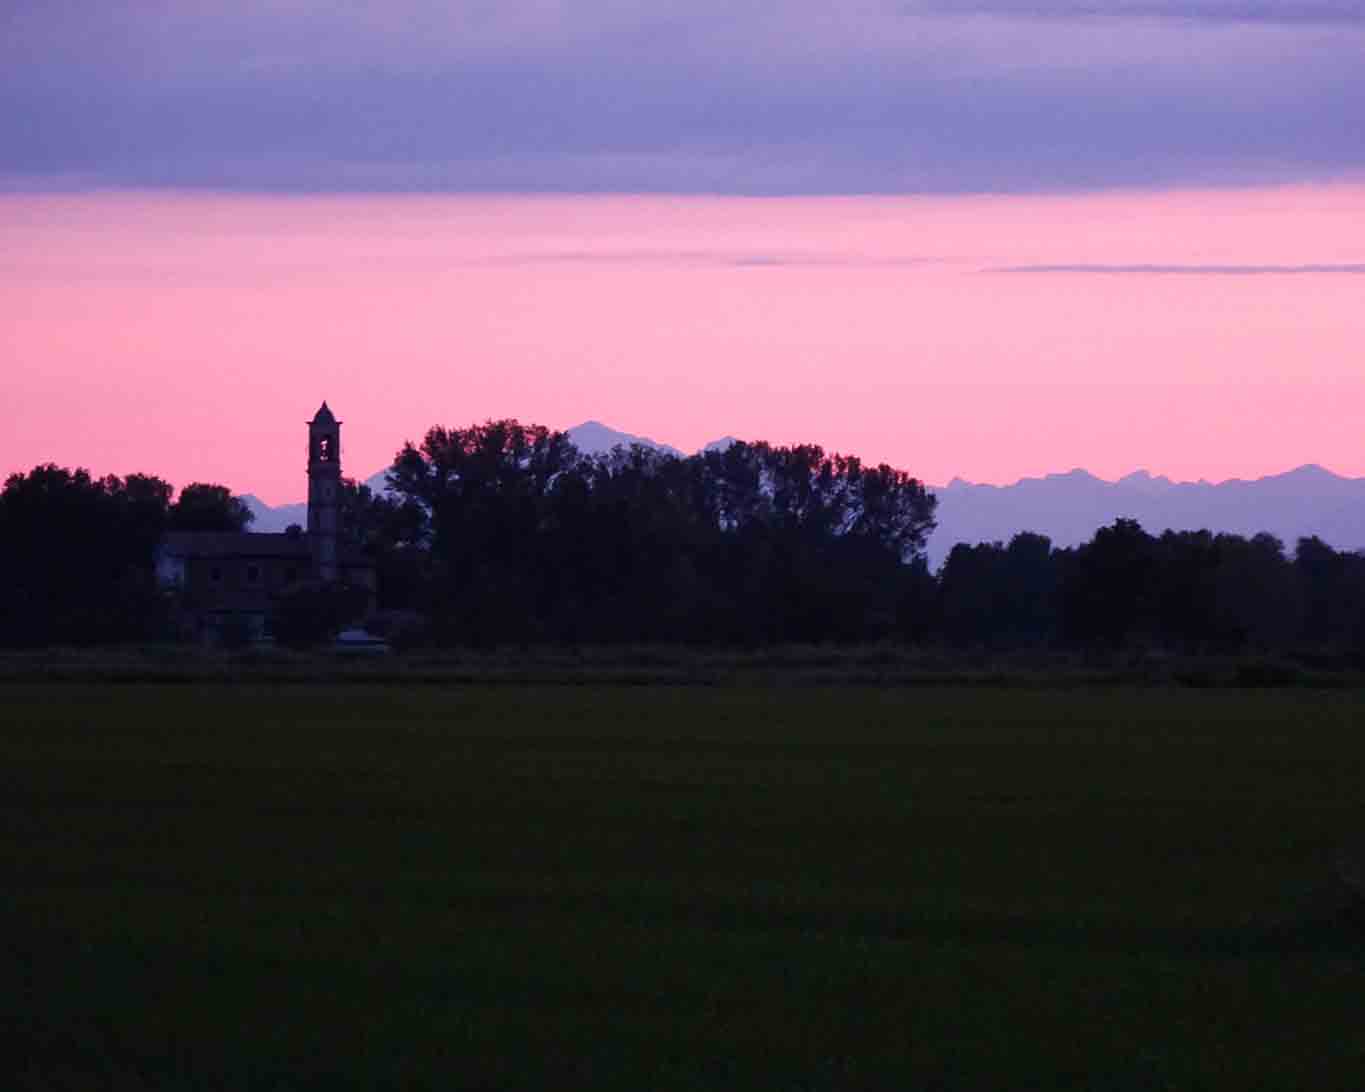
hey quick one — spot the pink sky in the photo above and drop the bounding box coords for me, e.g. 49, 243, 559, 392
3, 186, 1364, 504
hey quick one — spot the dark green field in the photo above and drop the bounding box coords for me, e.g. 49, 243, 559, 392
3, 684, 1362, 1089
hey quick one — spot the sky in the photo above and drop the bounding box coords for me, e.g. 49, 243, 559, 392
3, 2, 1364, 502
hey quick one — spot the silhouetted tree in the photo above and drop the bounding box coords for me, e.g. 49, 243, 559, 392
1211, 533, 1301, 649
272, 581, 371, 648
1059, 519, 1158, 647
939, 541, 1006, 646
1152, 531, 1300, 651
0, 465, 176, 644
383, 424, 936, 646
168, 483, 253, 532
939, 532, 1059, 647
336, 478, 428, 611
1296, 536, 1365, 650
21, 437, 1364, 657
386, 421, 579, 643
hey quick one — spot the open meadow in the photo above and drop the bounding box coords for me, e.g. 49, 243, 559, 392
2, 682, 1363, 1090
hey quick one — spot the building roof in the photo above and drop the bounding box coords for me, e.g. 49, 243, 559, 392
160, 531, 374, 567
311, 401, 339, 426
161, 532, 312, 560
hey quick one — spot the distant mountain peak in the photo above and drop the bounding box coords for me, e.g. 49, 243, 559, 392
565, 421, 739, 459
234, 423, 1365, 570
1282, 462, 1340, 481
566, 421, 684, 458
1043, 468, 1102, 484
929, 462, 1365, 568
240, 494, 306, 532
1118, 469, 1174, 493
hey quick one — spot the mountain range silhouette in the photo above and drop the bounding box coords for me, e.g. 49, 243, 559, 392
239, 424, 1365, 568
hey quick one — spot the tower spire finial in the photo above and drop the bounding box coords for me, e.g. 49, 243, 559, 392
307, 401, 341, 581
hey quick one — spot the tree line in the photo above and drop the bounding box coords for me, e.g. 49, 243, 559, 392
937, 522, 1364, 653
0, 466, 252, 645
3, 420, 1364, 653
370, 420, 937, 646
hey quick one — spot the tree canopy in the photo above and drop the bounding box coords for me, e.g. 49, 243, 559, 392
376, 420, 938, 645
6, 428, 1365, 656
0, 466, 255, 645
167, 483, 254, 532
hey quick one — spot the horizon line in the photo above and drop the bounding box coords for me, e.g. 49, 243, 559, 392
228, 456, 1360, 509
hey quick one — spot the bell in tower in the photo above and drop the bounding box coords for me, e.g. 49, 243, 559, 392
307, 401, 342, 582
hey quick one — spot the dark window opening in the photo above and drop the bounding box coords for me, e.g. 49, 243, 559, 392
210, 566, 222, 582
246, 565, 261, 584
285, 567, 298, 584
318, 435, 334, 462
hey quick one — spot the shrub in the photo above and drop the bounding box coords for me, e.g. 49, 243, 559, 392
272, 582, 369, 648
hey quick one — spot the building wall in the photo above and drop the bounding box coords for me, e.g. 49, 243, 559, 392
155, 553, 185, 586
183, 555, 309, 611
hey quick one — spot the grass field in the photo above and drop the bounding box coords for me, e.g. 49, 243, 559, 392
2, 683, 1362, 1089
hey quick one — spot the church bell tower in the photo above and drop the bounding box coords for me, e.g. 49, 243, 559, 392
307, 402, 342, 582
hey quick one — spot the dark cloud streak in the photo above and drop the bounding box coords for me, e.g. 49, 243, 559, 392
991, 263, 1365, 274
475, 251, 948, 268
914, 0, 1365, 25
3, 2, 1363, 193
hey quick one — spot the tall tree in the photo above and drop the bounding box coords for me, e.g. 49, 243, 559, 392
387, 420, 580, 642
168, 483, 254, 532
385, 424, 937, 646
1059, 518, 1158, 647
0, 465, 176, 644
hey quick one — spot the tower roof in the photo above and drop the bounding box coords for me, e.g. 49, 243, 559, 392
310, 401, 339, 426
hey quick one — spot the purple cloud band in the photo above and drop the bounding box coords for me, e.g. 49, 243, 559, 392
3, 2, 1362, 193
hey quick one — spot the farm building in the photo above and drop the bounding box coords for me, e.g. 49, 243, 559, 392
156, 403, 376, 640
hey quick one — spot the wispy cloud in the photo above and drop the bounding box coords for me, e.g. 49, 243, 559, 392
914, 1, 1365, 25
477, 250, 947, 269
989, 263, 1365, 274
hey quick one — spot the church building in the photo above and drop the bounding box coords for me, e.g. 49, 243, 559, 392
156, 403, 377, 640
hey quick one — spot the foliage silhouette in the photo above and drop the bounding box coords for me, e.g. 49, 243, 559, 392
6, 427, 1365, 655
0, 465, 176, 645
168, 483, 254, 532
271, 580, 371, 648
383, 421, 937, 645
